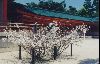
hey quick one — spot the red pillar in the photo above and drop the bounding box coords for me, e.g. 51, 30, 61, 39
3, 0, 7, 23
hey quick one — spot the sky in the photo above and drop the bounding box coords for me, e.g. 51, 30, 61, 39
15, 0, 86, 10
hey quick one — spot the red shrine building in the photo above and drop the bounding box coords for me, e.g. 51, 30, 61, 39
0, 0, 98, 25
0, 0, 99, 35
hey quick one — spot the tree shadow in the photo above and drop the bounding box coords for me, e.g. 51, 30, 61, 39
79, 58, 99, 64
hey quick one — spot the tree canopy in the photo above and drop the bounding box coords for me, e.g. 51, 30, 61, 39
26, 0, 66, 12
25, 0, 99, 18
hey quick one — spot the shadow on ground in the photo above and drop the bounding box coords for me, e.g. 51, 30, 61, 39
79, 58, 99, 64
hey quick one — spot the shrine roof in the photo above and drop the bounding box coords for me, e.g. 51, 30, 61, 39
24, 6, 99, 22
11, 2, 99, 22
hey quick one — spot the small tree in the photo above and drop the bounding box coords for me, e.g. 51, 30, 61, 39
4, 23, 90, 60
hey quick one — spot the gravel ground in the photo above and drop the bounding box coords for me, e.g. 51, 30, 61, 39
0, 38, 99, 64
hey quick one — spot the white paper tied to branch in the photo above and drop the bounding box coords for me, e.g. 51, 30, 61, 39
16, 23, 19, 28
83, 29, 87, 33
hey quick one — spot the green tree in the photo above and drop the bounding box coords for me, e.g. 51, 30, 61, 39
78, 0, 99, 17
67, 6, 78, 15
38, 1, 66, 12
26, 2, 38, 8
77, 8, 87, 17
83, 0, 94, 17
92, 0, 99, 16
26, 0, 66, 12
